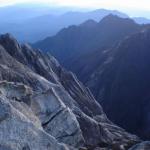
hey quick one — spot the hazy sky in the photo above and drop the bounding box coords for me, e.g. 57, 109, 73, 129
0, 0, 150, 18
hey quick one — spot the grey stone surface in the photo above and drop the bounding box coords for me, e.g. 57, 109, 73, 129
31, 88, 84, 148
0, 97, 68, 150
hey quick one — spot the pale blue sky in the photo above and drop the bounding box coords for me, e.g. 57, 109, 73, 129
0, 0, 150, 18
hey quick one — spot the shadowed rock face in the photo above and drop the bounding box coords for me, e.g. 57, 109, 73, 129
0, 34, 140, 149
85, 29, 150, 140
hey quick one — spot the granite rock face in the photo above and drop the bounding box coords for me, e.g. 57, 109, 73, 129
0, 34, 140, 149
0, 82, 68, 150
31, 88, 84, 148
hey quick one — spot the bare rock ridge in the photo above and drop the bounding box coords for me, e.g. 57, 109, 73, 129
0, 33, 141, 149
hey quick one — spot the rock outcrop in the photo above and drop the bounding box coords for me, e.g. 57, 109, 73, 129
0, 81, 68, 150
0, 33, 140, 149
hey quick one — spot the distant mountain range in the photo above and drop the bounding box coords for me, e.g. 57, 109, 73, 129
0, 6, 129, 42
0, 4, 150, 42
133, 17, 150, 24
33, 15, 142, 67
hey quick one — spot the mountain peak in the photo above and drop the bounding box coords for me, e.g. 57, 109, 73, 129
103, 13, 120, 18
100, 14, 135, 24
91, 9, 128, 18
0, 33, 21, 52
80, 19, 97, 27
0, 33, 17, 42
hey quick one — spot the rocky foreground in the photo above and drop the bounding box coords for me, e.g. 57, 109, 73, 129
0, 33, 148, 149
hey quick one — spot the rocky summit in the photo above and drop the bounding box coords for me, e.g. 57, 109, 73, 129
0, 33, 142, 150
